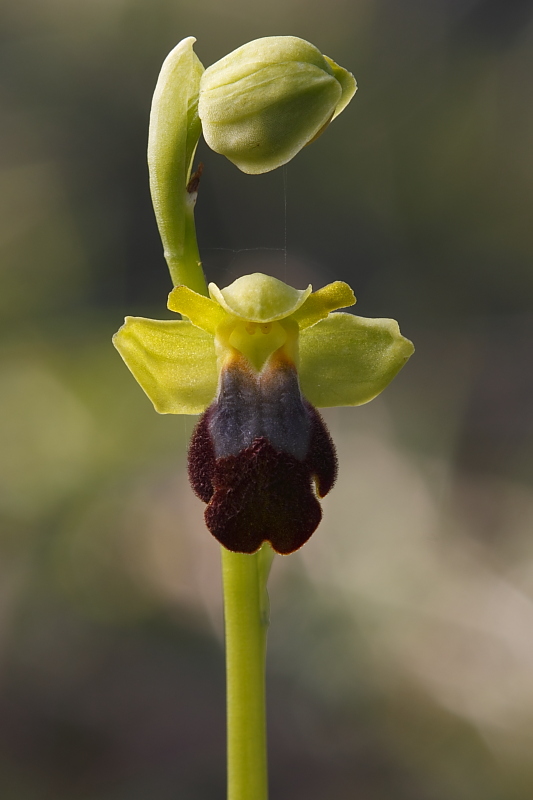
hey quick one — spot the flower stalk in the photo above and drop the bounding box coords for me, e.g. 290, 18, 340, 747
222, 544, 274, 800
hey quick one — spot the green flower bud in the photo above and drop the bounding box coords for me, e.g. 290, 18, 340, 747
198, 36, 356, 174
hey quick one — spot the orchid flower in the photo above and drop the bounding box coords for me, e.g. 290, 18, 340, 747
114, 33, 414, 800
113, 273, 413, 554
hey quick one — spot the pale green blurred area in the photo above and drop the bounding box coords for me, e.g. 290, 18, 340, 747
2, 0, 533, 797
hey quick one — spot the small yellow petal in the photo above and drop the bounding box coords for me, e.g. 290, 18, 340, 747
209, 273, 312, 322
168, 285, 227, 334
292, 280, 356, 329
113, 317, 217, 414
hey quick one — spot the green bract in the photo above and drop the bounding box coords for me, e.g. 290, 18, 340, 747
113, 273, 413, 415
148, 37, 206, 292
198, 36, 357, 174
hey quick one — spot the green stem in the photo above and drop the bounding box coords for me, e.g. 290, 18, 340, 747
222, 544, 274, 800
164, 190, 206, 295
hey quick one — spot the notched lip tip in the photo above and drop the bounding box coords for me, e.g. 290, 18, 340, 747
221, 540, 300, 556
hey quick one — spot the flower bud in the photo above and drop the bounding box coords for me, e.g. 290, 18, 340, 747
198, 36, 356, 174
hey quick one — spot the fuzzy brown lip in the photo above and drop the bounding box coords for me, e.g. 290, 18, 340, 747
188, 400, 337, 555
188, 347, 337, 554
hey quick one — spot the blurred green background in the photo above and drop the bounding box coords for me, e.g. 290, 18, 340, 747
2, 0, 533, 797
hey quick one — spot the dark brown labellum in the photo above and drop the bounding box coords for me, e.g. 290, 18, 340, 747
188, 354, 337, 554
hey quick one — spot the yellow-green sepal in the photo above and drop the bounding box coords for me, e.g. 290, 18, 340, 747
292, 281, 356, 329
299, 313, 414, 407
113, 317, 217, 414
168, 285, 227, 334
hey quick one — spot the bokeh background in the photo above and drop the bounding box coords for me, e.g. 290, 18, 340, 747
2, 0, 533, 797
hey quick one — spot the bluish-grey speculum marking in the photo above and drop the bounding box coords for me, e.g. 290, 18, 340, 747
208, 358, 311, 461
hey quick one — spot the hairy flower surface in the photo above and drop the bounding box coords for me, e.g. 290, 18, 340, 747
113, 274, 413, 553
